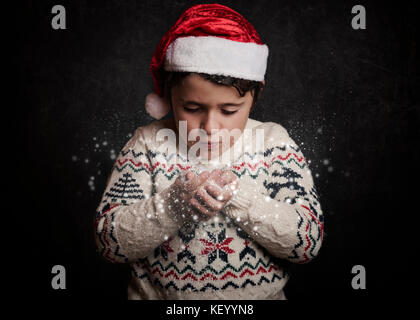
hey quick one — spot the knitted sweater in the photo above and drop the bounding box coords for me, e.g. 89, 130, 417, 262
94, 118, 324, 300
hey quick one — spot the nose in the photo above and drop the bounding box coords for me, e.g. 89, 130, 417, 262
200, 111, 220, 137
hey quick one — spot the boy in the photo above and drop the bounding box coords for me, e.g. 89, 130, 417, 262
95, 3, 323, 300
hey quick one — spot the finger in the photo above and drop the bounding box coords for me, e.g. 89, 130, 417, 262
221, 185, 235, 202
183, 171, 207, 192
189, 197, 217, 217
196, 187, 224, 211
220, 170, 237, 185
224, 178, 238, 192
204, 184, 223, 199
206, 184, 234, 202
197, 170, 211, 184
207, 169, 226, 188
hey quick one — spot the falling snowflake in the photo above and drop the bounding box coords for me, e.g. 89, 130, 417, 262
88, 176, 95, 191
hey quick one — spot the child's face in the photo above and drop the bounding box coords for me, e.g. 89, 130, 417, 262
170, 73, 254, 160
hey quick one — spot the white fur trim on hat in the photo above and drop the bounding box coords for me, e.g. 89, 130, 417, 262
164, 36, 268, 81
145, 92, 170, 120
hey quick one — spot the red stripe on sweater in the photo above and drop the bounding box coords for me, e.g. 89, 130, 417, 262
304, 234, 312, 251
239, 268, 254, 277
164, 270, 179, 280
220, 271, 238, 280
256, 266, 267, 274
200, 273, 218, 281
181, 273, 198, 281
301, 205, 324, 240
116, 152, 304, 173
116, 159, 193, 172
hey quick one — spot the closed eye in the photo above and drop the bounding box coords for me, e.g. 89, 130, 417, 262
221, 109, 238, 115
183, 106, 238, 115
184, 106, 200, 113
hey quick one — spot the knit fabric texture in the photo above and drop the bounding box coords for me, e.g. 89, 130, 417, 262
94, 118, 324, 300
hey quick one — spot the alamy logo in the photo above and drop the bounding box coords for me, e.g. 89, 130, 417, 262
51, 5, 66, 30
351, 5, 366, 30
51, 265, 66, 289
351, 265, 366, 289
156, 121, 265, 165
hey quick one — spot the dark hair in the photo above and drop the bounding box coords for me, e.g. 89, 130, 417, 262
162, 71, 264, 108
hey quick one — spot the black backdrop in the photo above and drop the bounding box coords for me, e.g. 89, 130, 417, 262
15, 0, 418, 302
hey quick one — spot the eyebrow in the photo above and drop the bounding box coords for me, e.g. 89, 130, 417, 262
181, 100, 244, 107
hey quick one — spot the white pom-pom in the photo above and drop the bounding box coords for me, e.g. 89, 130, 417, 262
145, 92, 170, 119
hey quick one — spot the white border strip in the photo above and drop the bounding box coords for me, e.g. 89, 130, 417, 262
164, 36, 268, 81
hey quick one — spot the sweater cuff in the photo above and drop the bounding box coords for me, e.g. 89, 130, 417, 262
223, 180, 255, 219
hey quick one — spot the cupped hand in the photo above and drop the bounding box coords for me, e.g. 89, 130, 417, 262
189, 169, 239, 219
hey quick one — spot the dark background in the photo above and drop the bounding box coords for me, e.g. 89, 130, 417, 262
15, 0, 418, 301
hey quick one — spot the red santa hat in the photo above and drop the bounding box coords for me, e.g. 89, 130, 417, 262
145, 3, 269, 119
